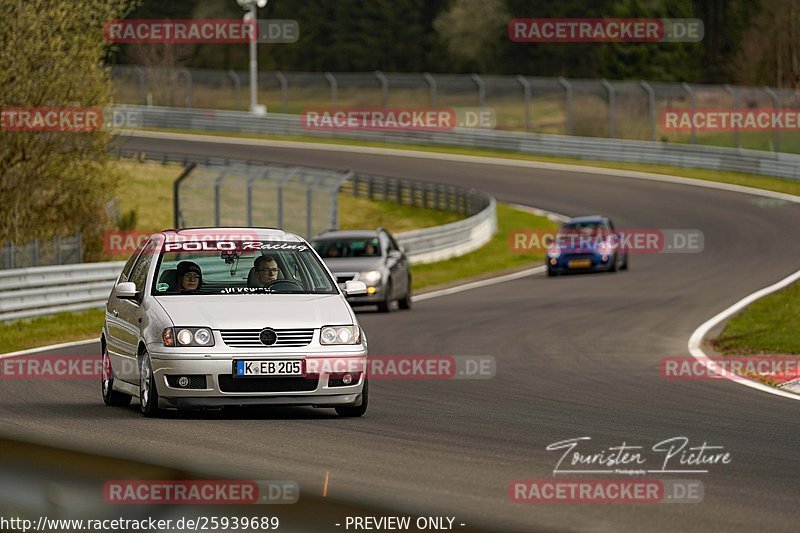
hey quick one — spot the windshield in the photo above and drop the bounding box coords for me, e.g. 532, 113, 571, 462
560, 222, 604, 235
313, 237, 382, 258
152, 240, 337, 295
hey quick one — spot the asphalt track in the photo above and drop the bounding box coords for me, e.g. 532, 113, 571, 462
3, 132, 800, 532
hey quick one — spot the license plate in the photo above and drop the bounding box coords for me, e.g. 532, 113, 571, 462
568, 259, 592, 269
234, 360, 302, 377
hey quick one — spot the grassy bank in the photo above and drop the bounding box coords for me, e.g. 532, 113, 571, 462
714, 281, 800, 355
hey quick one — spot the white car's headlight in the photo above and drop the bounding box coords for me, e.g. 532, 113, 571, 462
361, 270, 382, 284
320, 325, 361, 345
163, 327, 215, 347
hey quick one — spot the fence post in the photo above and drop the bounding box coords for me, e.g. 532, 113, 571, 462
179, 67, 193, 108
601, 79, 616, 138
306, 186, 313, 237
247, 168, 268, 226
275, 71, 288, 113
557, 77, 573, 135
173, 162, 196, 228
724, 84, 740, 148
640, 81, 656, 141
375, 71, 389, 108
32, 239, 38, 267
214, 169, 229, 227
228, 70, 242, 111
681, 82, 696, 144
54, 235, 61, 265
764, 87, 781, 152
471, 73, 485, 110
133, 66, 146, 105
516, 75, 532, 132
5, 241, 12, 269
423, 73, 437, 107
324, 72, 338, 108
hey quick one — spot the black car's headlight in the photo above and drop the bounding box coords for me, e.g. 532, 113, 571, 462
162, 327, 214, 347
320, 325, 361, 345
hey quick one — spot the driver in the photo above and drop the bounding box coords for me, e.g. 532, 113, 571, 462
252, 255, 281, 287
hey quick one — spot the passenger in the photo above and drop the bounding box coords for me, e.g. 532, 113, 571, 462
176, 261, 202, 293
327, 244, 340, 257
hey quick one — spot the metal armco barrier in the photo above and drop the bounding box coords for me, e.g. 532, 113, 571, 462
0, 166, 497, 322
118, 105, 800, 181
0, 262, 124, 322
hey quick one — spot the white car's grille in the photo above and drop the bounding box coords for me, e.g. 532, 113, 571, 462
220, 329, 315, 347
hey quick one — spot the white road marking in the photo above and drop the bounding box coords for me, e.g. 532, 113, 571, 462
688, 268, 800, 401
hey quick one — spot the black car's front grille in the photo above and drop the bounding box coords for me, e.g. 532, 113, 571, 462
166, 375, 208, 389
218, 375, 319, 393
220, 329, 314, 348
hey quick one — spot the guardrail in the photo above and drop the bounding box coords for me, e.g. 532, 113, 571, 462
119, 105, 800, 181
0, 262, 123, 322
0, 166, 497, 322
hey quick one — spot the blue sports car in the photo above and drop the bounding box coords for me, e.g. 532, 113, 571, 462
546, 216, 629, 276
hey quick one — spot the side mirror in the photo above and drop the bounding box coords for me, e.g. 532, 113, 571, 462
544, 236, 554, 246
343, 280, 367, 296
387, 250, 402, 260
115, 281, 138, 299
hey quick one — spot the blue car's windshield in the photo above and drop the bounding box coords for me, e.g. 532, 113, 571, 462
152, 240, 337, 295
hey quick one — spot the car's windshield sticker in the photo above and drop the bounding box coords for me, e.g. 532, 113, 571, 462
156, 282, 169, 292
163, 241, 308, 253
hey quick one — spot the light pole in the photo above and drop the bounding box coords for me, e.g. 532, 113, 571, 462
236, 0, 268, 114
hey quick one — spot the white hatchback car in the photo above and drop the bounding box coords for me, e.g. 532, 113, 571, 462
101, 228, 369, 418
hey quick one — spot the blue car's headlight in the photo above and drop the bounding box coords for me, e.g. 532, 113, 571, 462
547, 244, 561, 258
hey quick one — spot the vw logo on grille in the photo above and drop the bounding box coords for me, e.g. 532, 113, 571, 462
259, 328, 278, 346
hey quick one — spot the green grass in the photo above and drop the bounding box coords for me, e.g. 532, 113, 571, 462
0, 204, 550, 354
412, 204, 554, 289
0, 309, 105, 355
115, 159, 464, 234
714, 282, 800, 355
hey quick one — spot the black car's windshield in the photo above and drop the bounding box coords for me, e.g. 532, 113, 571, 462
313, 237, 382, 258
152, 240, 337, 295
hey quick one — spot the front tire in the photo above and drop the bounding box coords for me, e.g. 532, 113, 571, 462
102, 345, 132, 407
335, 379, 369, 417
139, 351, 161, 417
398, 276, 412, 310
377, 282, 392, 313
